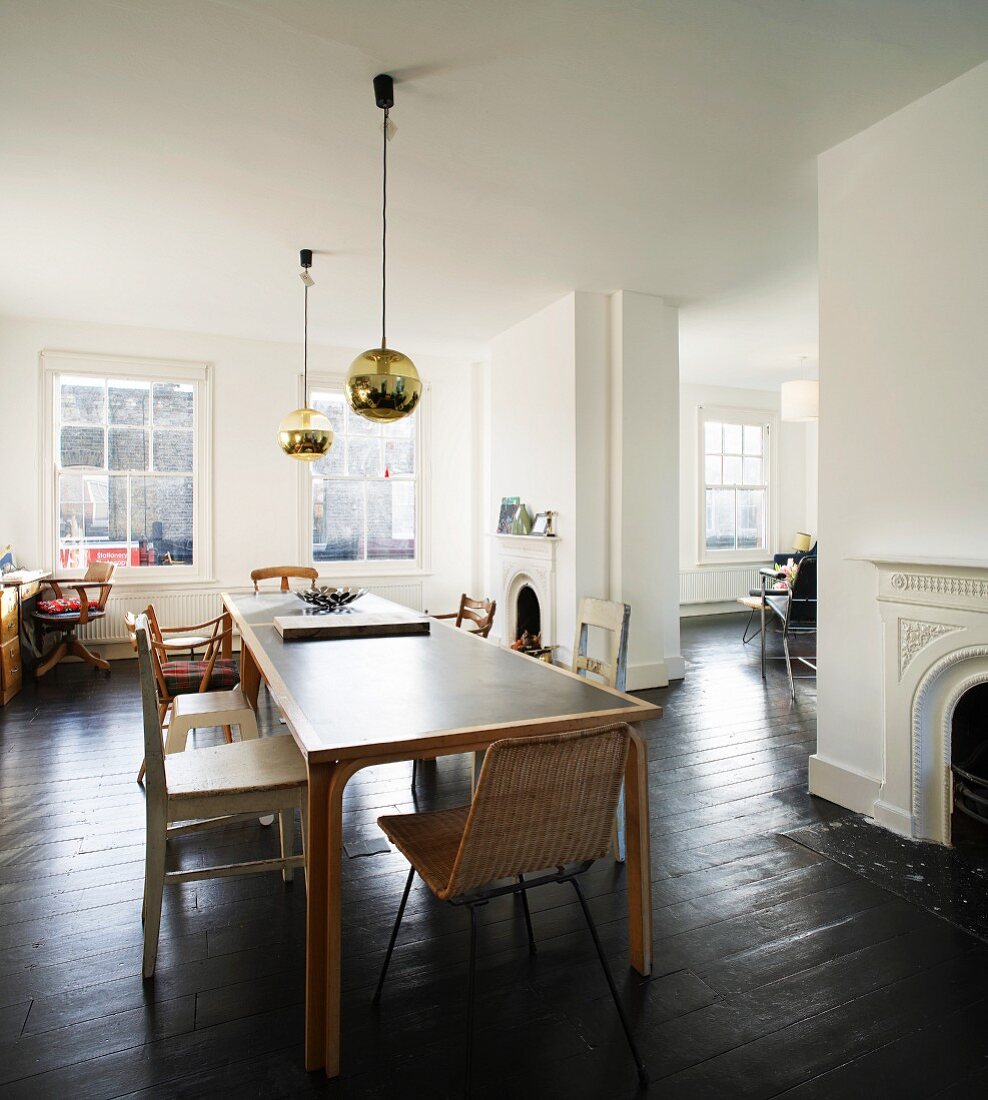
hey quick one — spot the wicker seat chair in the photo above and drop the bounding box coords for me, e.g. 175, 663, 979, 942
250, 565, 318, 592
375, 723, 649, 1090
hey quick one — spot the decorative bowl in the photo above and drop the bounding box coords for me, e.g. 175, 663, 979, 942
296, 586, 367, 613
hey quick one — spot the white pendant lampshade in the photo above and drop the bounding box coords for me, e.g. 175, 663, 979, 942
781, 379, 819, 422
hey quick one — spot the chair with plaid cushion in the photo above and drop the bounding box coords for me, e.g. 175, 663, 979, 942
136, 604, 243, 784
33, 562, 116, 678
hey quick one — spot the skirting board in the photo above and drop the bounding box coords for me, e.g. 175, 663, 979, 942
808, 753, 882, 817
627, 654, 685, 691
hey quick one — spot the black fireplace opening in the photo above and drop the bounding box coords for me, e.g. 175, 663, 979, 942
515, 584, 541, 643
950, 682, 988, 845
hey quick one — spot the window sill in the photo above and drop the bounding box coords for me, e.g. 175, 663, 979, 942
313, 566, 434, 579
694, 557, 771, 569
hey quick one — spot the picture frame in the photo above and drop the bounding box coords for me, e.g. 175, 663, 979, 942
531, 512, 549, 536
496, 497, 520, 534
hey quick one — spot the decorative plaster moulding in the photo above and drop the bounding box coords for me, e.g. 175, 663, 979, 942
492, 534, 559, 660
858, 555, 988, 845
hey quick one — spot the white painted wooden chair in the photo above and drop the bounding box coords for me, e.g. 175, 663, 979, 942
135, 615, 308, 978
572, 597, 632, 862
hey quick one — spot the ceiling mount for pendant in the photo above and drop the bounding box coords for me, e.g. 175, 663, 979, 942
278, 248, 334, 460
345, 73, 423, 424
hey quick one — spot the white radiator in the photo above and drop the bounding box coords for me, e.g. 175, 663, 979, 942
88, 581, 424, 643
86, 590, 226, 642
679, 566, 763, 606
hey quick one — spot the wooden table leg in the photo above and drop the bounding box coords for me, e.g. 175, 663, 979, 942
625, 722, 652, 976
239, 637, 262, 708
304, 760, 331, 1071
323, 760, 358, 1078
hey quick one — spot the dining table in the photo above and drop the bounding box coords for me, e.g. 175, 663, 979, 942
222, 589, 662, 1077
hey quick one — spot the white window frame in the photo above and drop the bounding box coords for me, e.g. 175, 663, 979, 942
298, 373, 432, 578
40, 350, 214, 585
697, 404, 778, 565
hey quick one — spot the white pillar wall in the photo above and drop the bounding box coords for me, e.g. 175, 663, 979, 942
610, 291, 683, 688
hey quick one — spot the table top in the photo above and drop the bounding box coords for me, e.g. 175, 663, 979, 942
223, 591, 661, 763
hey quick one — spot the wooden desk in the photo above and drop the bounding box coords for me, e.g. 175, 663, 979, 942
1, 571, 50, 704
223, 590, 661, 1077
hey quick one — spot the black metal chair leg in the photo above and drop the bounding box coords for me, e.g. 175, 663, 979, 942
570, 878, 650, 1086
518, 875, 537, 954
373, 866, 415, 1003
411, 758, 418, 786
783, 632, 795, 700
465, 904, 479, 1095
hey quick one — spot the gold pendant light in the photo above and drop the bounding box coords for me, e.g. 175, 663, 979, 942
345, 74, 422, 424
278, 249, 334, 459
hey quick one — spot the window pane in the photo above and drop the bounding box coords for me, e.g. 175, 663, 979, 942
367, 481, 415, 560
130, 476, 194, 565
108, 381, 149, 425
61, 426, 105, 468
346, 437, 382, 478
311, 391, 346, 435
703, 421, 722, 454
705, 488, 736, 550
310, 438, 344, 476
345, 401, 378, 437
313, 481, 364, 562
384, 439, 415, 476
723, 455, 742, 485
109, 427, 148, 471
83, 476, 110, 540
723, 423, 742, 454
385, 412, 415, 440
737, 489, 765, 549
60, 377, 104, 424
743, 425, 762, 456
704, 455, 721, 486
152, 383, 194, 428
742, 457, 762, 485
153, 429, 193, 472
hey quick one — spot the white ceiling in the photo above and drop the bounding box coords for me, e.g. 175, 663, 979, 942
2, 1, 987, 387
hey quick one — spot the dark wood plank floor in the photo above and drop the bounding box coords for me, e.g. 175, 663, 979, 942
2, 615, 986, 1098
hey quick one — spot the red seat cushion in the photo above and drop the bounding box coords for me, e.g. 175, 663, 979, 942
161, 658, 240, 696
36, 598, 101, 615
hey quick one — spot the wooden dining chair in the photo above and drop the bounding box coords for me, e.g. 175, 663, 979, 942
432, 594, 497, 638
572, 597, 631, 862
250, 565, 319, 592
135, 604, 242, 783
375, 724, 649, 1090
135, 615, 308, 978
413, 594, 498, 788
32, 561, 116, 677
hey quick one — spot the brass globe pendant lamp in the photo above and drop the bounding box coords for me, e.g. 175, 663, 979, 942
278, 249, 334, 459
345, 74, 422, 424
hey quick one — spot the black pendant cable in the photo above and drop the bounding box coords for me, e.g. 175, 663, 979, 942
344, 72, 422, 423
277, 249, 334, 459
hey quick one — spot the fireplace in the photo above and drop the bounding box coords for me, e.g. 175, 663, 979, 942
950, 683, 988, 842
866, 557, 988, 845
515, 583, 541, 642
493, 533, 561, 662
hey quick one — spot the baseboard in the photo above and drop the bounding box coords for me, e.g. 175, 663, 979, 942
680, 602, 747, 618
808, 753, 882, 816
627, 661, 669, 691
872, 799, 913, 837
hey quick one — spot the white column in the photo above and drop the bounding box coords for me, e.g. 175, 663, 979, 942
609, 291, 683, 689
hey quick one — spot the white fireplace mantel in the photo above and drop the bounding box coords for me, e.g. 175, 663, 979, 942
491, 535, 561, 658
859, 555, 988, 844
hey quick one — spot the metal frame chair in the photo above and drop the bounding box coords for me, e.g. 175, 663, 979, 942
765, 557, 817, 699
375, 724, 649, 1092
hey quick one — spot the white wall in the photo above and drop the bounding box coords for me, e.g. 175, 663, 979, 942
678, 383, 814, 577
814, 61, 988, 810
0, 314, 477, 615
